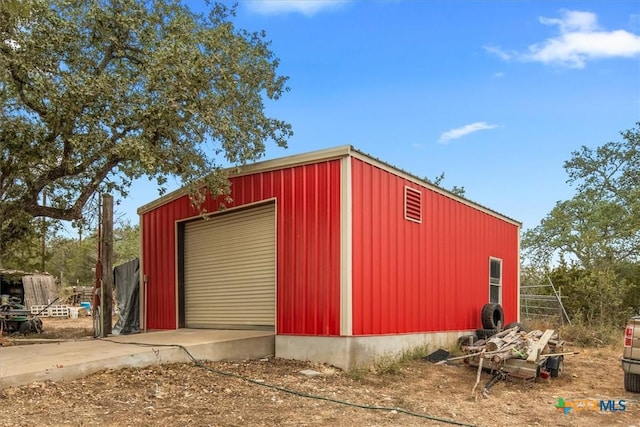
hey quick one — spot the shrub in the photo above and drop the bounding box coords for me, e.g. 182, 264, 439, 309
558, 321, 622, 347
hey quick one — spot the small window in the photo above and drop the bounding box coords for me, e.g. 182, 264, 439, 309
489, 258, 502, 304
404, 187, 422, 223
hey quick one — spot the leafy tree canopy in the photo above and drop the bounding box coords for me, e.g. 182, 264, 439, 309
47, 222, 140, 287
0, 0, 292, 262
522, 122, 640, 269
424, 172, 466, 197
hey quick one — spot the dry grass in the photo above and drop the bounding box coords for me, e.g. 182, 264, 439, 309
522, 318, 624, 347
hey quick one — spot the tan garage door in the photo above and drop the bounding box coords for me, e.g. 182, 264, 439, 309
184, 203, 276, 329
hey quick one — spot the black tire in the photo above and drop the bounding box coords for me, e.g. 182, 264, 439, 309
476, 329, 498, 340
457, 334, 477, 348
481, 303, 504, 330
624, 372, 640, 393
18, 321, 31, 335
504, 322, 526, 332
546, 356, 564, 378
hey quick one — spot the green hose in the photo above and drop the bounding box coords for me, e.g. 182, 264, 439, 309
103, 339, 476, 427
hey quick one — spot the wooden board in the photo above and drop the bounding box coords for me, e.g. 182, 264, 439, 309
22, 274, 58, 308
527, 329, 554, 363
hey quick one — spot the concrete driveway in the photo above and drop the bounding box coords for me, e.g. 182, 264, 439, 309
0, 329, 274, 389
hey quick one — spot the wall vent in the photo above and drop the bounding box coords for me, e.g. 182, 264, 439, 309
404, 186, 422, 223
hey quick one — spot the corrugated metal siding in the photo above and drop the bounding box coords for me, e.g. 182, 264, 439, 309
351, 158, 520, 335
142, 160, 342, 334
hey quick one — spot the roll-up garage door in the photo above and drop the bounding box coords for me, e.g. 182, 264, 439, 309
183, 203, 276, 329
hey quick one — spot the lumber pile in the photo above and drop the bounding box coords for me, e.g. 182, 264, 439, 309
459, 327, 565, 364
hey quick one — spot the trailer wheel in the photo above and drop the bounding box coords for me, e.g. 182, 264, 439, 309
481, 303, 504, 330
624, 372, 640, 393
546, 356, 564, 378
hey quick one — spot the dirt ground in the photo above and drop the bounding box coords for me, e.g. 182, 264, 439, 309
1, 317, 639, 427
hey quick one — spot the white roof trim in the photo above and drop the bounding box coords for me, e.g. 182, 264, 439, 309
137, 146, 352, 214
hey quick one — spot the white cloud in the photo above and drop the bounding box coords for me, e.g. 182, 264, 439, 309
245, 1, 350, 16
484, 45, 513, 61
494, 71, 505, 78
486, 10, 640, 68
526, 28, 640, 68
539, 10, 599, 33
438, 122, 498, 144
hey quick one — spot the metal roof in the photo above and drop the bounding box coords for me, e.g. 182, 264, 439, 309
137, 145, 521, 226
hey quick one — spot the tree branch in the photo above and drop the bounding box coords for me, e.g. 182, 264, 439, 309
112, 53, 143, 65
23, 155, 122, 220
95, 44, 114, 75
6, 62, 48, 118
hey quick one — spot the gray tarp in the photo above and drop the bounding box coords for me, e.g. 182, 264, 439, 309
113, 258, 140, 335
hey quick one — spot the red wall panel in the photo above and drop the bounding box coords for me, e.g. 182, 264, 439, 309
351, 158, 520, 335
142, 160, 342, 334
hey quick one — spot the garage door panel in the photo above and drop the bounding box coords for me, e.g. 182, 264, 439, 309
187, 258, 274, 268
188, 290, 275, 300
186, 247, 274, 259
184, 270, 274, 280
183, 203, 276, 329
187, 237, 273, 250
186, 237, 267, 246
186, 244, 273, 256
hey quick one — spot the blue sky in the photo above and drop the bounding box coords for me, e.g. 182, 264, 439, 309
120, 0, 640, 231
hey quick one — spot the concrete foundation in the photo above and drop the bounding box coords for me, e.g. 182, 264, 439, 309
2, 328, 477, 389
276, 331, 471, 370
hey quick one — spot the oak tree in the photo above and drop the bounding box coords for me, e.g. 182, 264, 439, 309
522, 123, 640, 269
0, 0, 292, 265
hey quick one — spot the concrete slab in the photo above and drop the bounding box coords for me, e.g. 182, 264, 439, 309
0, 329, 274, 389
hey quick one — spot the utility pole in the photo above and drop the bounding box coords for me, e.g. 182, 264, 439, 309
0, 206, 3, 269
100, 194, 114, 336
41, 190, 47, 272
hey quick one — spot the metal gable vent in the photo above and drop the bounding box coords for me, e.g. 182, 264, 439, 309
404, 186, 422, 223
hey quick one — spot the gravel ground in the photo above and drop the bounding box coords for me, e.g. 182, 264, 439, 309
0, 317, 638, 426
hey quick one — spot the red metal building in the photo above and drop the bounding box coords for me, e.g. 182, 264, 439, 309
138, 146, 520, 368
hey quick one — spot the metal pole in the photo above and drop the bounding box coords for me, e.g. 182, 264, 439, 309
546, 275, 571, 326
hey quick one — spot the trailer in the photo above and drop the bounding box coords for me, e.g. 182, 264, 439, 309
457, 327, 572, 397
